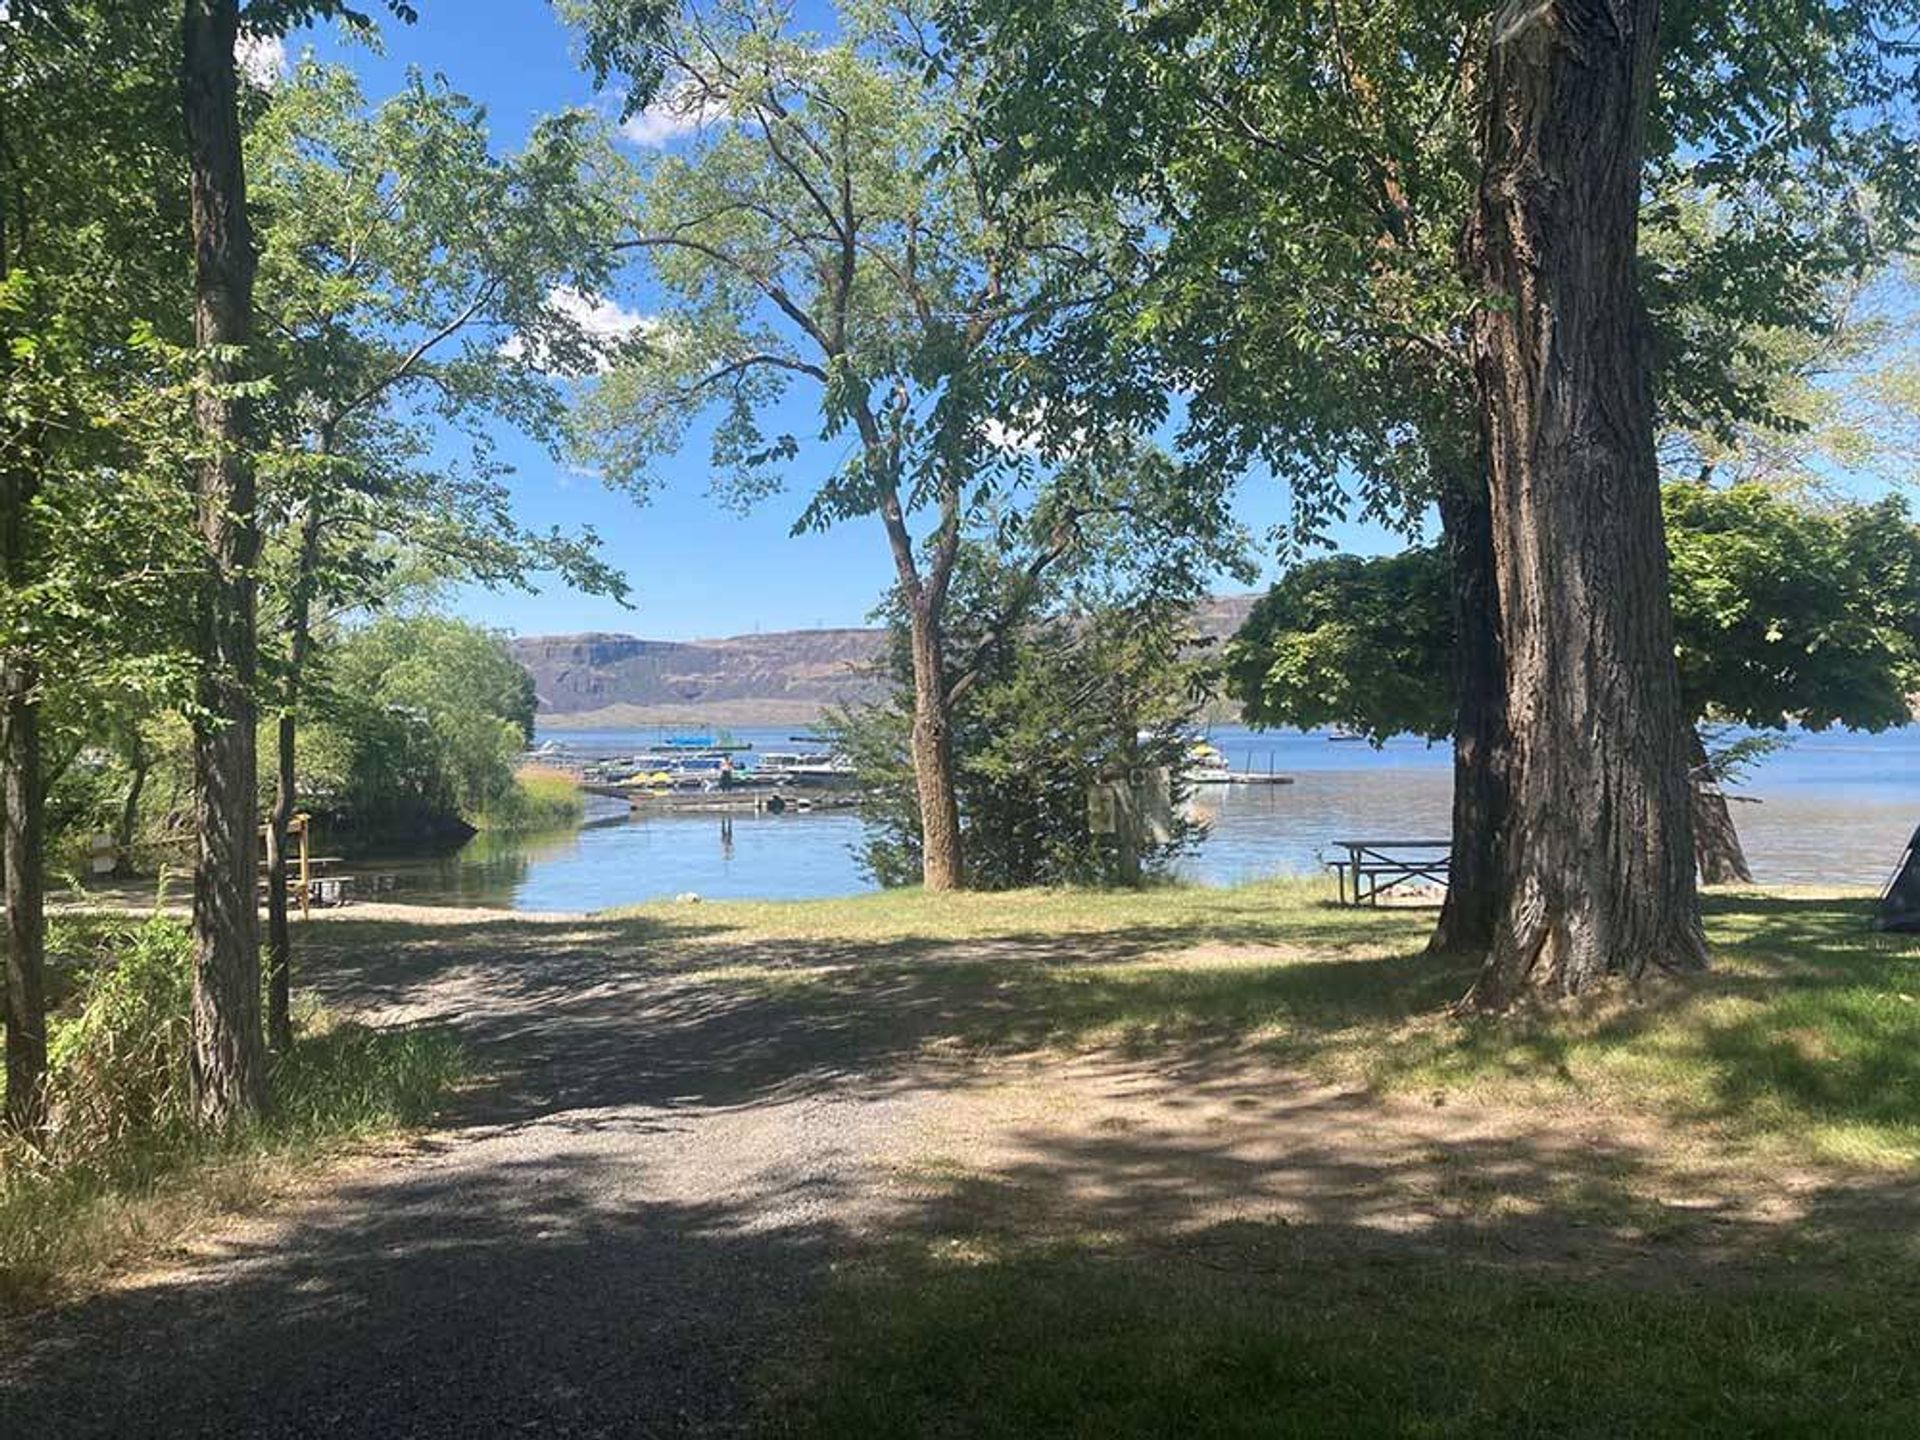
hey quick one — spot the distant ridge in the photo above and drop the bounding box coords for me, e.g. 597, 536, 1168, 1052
513, 594, 1260, 728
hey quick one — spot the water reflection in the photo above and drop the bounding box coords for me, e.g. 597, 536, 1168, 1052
363, 723, 1920, 911
375, 799, 870, 912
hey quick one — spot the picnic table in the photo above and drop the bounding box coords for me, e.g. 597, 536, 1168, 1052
1327, 838, 1450, 906
257, 855, 350, 911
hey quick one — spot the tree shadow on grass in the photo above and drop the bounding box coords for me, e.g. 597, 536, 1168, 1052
8, 893, 1920, 1436
7, 1077, 1915, 1438
294, 906, 1462, 1123
793, 1114, 1920, 1438
294, 893, 1920, 1155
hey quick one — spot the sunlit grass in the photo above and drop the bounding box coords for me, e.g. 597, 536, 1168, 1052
612, 878, 1920, 1165
475, 764, 587, 833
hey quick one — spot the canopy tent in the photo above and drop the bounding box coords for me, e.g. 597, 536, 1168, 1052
1874, 825, 1920, 933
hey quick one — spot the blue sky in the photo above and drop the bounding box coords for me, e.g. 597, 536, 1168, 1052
295, 2, 1406, 641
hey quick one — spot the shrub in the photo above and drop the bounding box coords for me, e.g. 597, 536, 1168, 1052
1, 915, 465, 1309
43, 915, 195, 1166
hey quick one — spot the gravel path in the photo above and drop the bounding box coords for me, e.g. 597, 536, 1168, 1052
8, 906, 1906, 1437
1, 908, 948, 1438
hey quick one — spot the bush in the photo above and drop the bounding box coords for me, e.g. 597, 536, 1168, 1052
43, 915, 195, 1166
1, 915, 465, 1309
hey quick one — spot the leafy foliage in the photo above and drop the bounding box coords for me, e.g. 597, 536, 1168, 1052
946, 0, 1920, 544
301, 616, 538, 843
248, 57, 632, 626
1665, 484, 1920, 731
568, 0, 1177, 583
1228, 486, 1920, 739
836, 520, 1220, 890
1226, 550, 1455, 745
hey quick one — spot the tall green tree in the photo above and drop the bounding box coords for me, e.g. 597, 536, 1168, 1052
1227, 485, 1920, 889
179, 0, 420, 1126
836, 445, 1240, 889
1665, 484, 1920, 882
182, 0, 273, 1126
570, 0, 1159, 890
247, 58, 627, 1050
951, 0, 1920, 987
1, 0, 194, 1135
1463, 0, 1702, 1002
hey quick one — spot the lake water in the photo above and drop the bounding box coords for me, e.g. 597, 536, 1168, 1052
370, 724, 1920, 912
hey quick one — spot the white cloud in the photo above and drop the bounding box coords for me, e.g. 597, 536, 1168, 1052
236, 31, 287, 88
553, 285, 653, 345
980, 408, 1094, 461
503, 286, 658, 376
980, 416, 1043, 456
619, 82, 728, 148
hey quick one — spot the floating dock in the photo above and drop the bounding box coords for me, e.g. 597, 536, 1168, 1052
583, 783, 858, 814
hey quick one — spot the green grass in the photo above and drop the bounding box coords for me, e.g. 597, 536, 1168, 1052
0, 1005, 464, 1312
10, 881, 1913, 1430
618, 879, 1920, 1166
476, 764, 587, 833
778, 1242, 1920, 1439
625, 881, 1920, 1437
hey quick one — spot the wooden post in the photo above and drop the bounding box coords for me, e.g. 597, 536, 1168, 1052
295, 814, 310, 920
1116, 789, 1142, 887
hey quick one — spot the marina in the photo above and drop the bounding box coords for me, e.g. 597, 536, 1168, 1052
357, 723, 1920, 912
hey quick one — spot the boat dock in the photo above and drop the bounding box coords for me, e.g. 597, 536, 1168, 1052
581, 782, 858, 814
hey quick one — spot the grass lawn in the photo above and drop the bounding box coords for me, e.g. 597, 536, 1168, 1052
603, 879, 1920, 1436
8, 881, 1917, 1434
616, 879, 1920, 1166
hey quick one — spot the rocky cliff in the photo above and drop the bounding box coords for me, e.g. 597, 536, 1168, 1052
513, 595, 1260, 727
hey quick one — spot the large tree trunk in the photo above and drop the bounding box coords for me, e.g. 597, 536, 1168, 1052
1429, 472, 1509, 955
908, 596, 964, 891
183, 0, 267, 1124
1, 647, 46, 1139
0, 119, 48, 1138
1463, 0, 1705, 1007
1688, 725, 1752, 885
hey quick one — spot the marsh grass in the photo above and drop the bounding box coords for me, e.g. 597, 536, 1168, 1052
476, 764, 586, 833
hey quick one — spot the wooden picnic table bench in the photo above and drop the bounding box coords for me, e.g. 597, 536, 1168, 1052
1327, 839, 1451, 906
256, 855, 351, 911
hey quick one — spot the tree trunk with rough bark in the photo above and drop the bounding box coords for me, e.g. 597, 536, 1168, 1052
1464, 0, 1706, 1007
0, 109, 47, 1137
183, 0, 268, 1124
1429, 473, 1509, 955
1, 644, 46, 1138
1688, 725, 1752, 885
908, 595, 964, 892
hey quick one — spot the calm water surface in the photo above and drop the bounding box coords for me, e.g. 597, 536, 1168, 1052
372, 724, 1920, 911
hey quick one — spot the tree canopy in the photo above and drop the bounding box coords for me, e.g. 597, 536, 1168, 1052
1227, 485, 1920, 742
